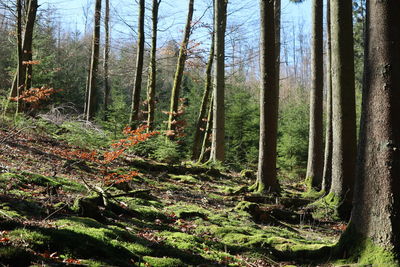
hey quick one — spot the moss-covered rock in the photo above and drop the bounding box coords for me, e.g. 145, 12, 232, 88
143, 256, 185, 267
308, 192, 341, 220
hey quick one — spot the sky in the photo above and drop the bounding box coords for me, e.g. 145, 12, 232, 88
40, 0, 312, 42
36, 0, 313, 72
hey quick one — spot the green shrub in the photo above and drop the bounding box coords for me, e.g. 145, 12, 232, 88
277, 97, 309, 181
129, 135, 182, 164
58, 121, 112, 149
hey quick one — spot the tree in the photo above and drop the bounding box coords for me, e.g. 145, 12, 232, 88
192, 32, 214, 160
209, 0, 227, 162
129, 0, 145, 126
274, 0, 280, 90
146, 0, 161, 131
339, 1, 400, 263
85, 0, 102, 121
198, 94, 213, 163
167, 0, 194, 136
329, 0, 357, 219
10, 0, 38, 98
16, 0, 22, 94
322, 0, 332, 193
305, 0, 324, 190
103, 0, 111, 119
253, 0, 280, 194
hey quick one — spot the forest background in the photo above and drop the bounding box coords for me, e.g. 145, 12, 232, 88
0, 0, 364, 177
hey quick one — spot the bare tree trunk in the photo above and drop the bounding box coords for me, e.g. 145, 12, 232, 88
254, 0, 280, 194
130, 0, 145, 126
339, 1, 400, 262
198, 94, 213, 163
85, 0, 102, 121
103, 0, 111, 120
306, 0, 324, 190
209, 0, 227, 162
16, 0, 22, 91
146, 0, 161, 131
274, 0, 280, 91
167, 0, 194, 136
322, 0, 332, 193
329, 0, 357, 219
192, 32, 214, 160
10, 0, 37, 98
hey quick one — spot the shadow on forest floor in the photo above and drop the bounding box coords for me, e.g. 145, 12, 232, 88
0, 126, 344, 266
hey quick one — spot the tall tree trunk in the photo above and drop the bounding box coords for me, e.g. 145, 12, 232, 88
339, 1, 400, 262
85, 0, 102, 121
322, 0, 332, 193
274, 0, 280, 90
103, 0, 111, 120
130, 0, 145, 126
209, 0, 227, 162
192, 32, 214, 160
254, 0, 280, 194
329, 0, 357, 219
10, 0, 37, 98
146, 0, 161, 131
16, 0, 22, 92
167, 0, 194, 136
198, 94, 214, 163
306, 0, 324, 190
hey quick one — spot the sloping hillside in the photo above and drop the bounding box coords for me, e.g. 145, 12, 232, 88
0, 121, 342, 266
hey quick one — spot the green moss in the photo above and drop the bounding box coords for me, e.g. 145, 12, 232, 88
206, 193, 224, 200
0, 204, 24, 219
9, 229, 51, 249
168, 174, 197, 184
160, 231, 202, 251
308, 192, 341, 220
357, 240, 397, 266
124, 199, 167, 221
336, 225, 398, 266
56, 216, 105, 229
0, 171, 85, 193
240, 169, 255, 179
302, 188, 325, 199
235, 201, 259, 212
143, 256, 185, 267
111, 240, 152, 255
219, 184, 247, 195
166, 203, 210, 219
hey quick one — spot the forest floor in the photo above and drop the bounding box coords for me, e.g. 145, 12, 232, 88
0, 120, 346, 266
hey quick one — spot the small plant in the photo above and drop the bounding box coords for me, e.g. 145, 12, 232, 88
128, 135, 182, 164
56, 125, 158, 187
9, 86, 60, 112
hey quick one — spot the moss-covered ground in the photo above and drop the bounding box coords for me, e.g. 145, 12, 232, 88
0, 124, 355, 266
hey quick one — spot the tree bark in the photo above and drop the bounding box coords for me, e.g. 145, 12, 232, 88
209, 0, 227, 162
16, 0, 22, 92
322, 0, 332, 193
340, 0, 400, 261
146, 0, 161, 131
254, 0, 280, 194
10, 0, 37, 98
329, 0, 357, 219
305, 0, 324, 190
274, 0, 280, 91
192, 32, 214, 160
198, 94, 214, 163
103, 0, 111, 120
85, 0, 102, 121
167, 0, 194, 136
130, 0, 145, 126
